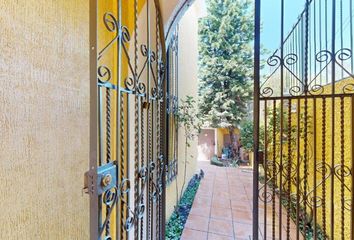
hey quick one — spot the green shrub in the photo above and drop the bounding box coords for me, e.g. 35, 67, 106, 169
165, 174, 202, 240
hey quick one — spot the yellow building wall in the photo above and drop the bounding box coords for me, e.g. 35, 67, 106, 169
266, 78, 354, 239
165, 3, 200, 219
0, 1, 90, 239
308, 79, 353, 239
0, 0, 195, 237
216, 128, 240, 156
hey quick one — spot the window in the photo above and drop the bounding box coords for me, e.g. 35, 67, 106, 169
166, 26, 179, 184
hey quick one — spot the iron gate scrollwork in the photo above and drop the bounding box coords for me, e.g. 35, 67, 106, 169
87, 0, 168, 239
254, 0, 354, 239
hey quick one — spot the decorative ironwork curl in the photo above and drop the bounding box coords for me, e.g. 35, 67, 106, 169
309, 195, 325, 208
261, 87, 274, 98
124, 77, 135, 91
267, 54, 282, 67
119, 178, 131, 196
137, 204, 146, 218
99, 187, 118, 236
121, 26, 131, 43
334, 164, 352, 178
151, 87, 158, 98
289, 85, 304, 96
98, 65, 112, 83
258, 188, 273, 203
139, 167, 148, 182
125, 215, 134, 231
336, 48, 352, 61
309, 84, 324, 96
141, 44, 148, 57
316, 50, 333, 63
284, 53, 298, 66
103, 12, 118, 32
343, 83, 354, 94
137, 81, 147, 95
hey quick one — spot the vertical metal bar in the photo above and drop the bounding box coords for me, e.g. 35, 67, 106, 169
90, 0, 99, 239
313, 98, 317, 240
279, 1, 285, 238
321, 97, 327, 239
296, 98, 300, 240
146, 0, 151, 238
119, 93, 125, 240
150, 102, 155, 240
331, 1, 336, 239
127, 95, 131, 240
133, 0, 140, 238
304, 1, 310, 237
117, 0, 123, 238
286, 99, 292, 240
340, 96, 345, 240
264, 100, 268, 240
253, 0, 261, 238
272, 100, 277, 240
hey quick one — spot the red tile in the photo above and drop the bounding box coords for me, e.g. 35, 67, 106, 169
232, 209, 252, 224
209, 218, 234, 236
212, 197, 231, 209
190, 204, 211, 217
181, 228, 208, 240
185, 214, 209, 232
231, 200, 251, 211
208, 233, 234, 240
233, 222, 252, 239
210, 207, 232, 220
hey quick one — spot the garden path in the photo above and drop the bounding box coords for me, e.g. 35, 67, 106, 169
181, 161, 303, 240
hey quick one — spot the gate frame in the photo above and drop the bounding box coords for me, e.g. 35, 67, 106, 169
253, 0, 261, 239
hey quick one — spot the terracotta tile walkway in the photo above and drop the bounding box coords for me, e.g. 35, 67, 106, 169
181, 161, 302, 240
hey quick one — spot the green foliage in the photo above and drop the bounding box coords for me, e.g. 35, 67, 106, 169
165, 176, 201, 240
198, 0, 254, 129
240, 120, 265, 152
176, 95, 203, 146
175, 96, 203, 204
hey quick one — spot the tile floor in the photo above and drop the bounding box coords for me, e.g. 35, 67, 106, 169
181, 161, 303, 240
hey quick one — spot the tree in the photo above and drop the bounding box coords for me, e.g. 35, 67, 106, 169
240, 120, 264, 152
198, 0, 254, 156
175, 96, 202, 205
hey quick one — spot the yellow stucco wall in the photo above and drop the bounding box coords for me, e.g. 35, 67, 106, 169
165, 3, 200, 219
0, 1, 90, 239
307, 79, 353, 239
0, 0, 195, 237
216, 128, 240, 156
266, 78, 354, 239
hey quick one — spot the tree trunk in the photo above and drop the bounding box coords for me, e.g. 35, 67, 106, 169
228, 126, 238, 159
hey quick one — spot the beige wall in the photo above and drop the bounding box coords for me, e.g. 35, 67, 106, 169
165, 1, 200, 219
0, 1, 89, 239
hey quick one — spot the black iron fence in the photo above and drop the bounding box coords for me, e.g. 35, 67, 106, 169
254, 0, 354, 239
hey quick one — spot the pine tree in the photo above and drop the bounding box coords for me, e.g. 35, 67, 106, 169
198, 0, 254, 156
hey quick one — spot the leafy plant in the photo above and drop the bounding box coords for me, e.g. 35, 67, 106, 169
165, 174, 202, 240
175, 96, 203, 204
240, 120, 265, 152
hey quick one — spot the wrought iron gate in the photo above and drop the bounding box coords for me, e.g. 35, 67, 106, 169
254, 0, 354, 239
86, 0, 168, 239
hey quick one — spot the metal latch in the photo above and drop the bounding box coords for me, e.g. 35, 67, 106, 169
83, 161, 117, 196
